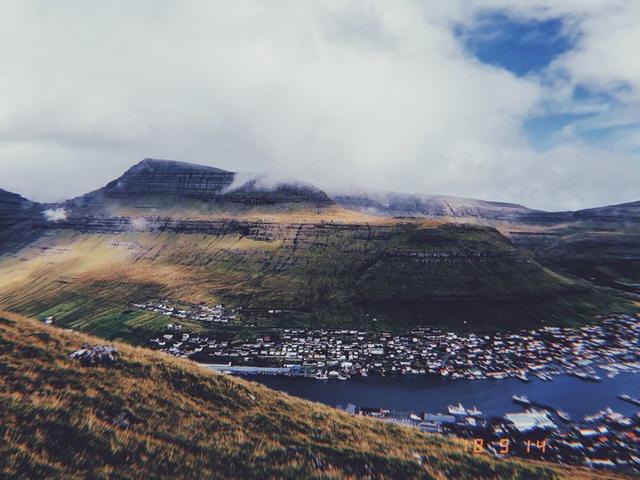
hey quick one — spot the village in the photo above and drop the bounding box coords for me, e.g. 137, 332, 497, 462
140, 302, 640, 471
143, 303, 640, 383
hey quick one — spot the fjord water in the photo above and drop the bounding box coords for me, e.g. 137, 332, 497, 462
249, 372, 640, 419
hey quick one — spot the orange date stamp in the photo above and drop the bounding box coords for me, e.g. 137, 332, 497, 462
463, 438, 547, 455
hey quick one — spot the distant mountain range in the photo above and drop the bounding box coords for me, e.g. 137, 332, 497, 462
333, 192, 640, 224
3, 157, 638, 223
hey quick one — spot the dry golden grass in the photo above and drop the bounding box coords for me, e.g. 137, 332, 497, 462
109, 203, 447, 227
0, 310, 628, 479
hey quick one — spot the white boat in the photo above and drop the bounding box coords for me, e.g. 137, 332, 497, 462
619, 394, 640, 406
512, 394, 531, 406
447, 402, 467, 416
534, 372, 552, 381
467, 406, 482, 417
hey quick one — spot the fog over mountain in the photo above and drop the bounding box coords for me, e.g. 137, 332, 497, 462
0, 1, 639, 210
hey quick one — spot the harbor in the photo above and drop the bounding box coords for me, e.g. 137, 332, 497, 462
250, 372, 640, 472
148, 306, 640, 471
250, 370, 640, 420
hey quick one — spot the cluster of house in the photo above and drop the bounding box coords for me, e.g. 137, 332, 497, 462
346, 400, 640, 472
148, 313, 640, 382
132, 300, 238, 324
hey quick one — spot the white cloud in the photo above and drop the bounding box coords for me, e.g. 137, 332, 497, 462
130, 217, 150, 231
0, 1, 637, 210
43, 208, 68, 222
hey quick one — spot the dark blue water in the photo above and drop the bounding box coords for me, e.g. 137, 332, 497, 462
247, 373, 640, 419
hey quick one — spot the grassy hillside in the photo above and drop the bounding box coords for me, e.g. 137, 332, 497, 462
0, 311, 624, 480
506, 221, 640, 295
0, 219, 623, 344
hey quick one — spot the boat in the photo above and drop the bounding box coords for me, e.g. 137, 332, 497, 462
467, 406, 482, 417
534, 372, 553, 381
516, 371, 531, 383
512, 394, 531, 406
556, 409, 571, 422
619, 394, 640, 407
570, 371, 602, 382
584, 409, 608, 422
447, 402, 467, 416
314, 371, 328, 380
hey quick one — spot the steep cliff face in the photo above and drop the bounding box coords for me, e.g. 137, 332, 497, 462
72, 158, 333, 209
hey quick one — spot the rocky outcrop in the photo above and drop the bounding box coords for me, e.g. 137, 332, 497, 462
70, 344, 119, 366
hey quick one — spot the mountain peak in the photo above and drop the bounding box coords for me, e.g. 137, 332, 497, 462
128, 158, 233, 175
90, 158, 333, 207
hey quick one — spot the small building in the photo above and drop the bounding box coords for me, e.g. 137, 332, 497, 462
504, 409, 556, 433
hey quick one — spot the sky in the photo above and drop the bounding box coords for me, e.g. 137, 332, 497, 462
0, 1, 638, 210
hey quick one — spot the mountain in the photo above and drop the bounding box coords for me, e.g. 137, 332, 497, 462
334, 192, 640, 225
336, 191, 640, 295
2, 220, 612, 344
333, 192, 539, 222
0, 188, 41, 228
574, 200, 640, 220
0, 158, 636, 344
0, 188, 44, 253
69, 158, 333, 212
0, 311, 620, 480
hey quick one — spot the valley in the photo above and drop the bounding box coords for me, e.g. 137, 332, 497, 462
0, 158, 638, 477
0, 158, 636, 345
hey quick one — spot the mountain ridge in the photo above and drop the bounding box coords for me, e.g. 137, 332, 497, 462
2, 158, 638, 221
73, 157, 333, 209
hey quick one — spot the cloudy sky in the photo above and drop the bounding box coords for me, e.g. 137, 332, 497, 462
1, 1, 638, 210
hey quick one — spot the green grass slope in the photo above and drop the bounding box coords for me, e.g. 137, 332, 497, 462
0, 220, 627, 344
0, 311, 624, 480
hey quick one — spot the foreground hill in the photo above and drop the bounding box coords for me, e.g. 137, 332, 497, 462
0, 311, 622, 480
